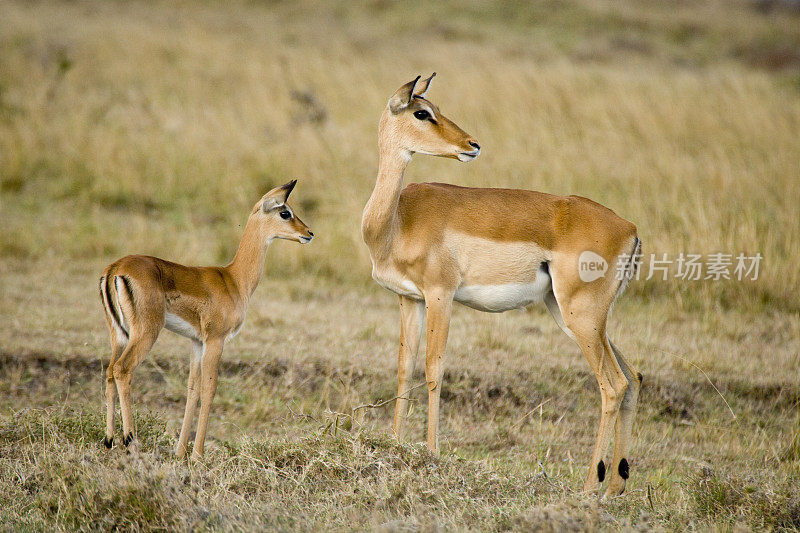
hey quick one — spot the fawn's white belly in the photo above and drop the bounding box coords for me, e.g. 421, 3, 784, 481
165, 312, 200, 341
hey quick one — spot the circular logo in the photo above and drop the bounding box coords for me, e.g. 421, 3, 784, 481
578, 251, 608, 282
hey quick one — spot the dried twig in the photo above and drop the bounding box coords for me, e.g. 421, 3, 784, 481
659, 349, 737, 420
510, 398, 552, 429
320, 382, 428, 436
350, 382, 426, 412
287, 404, 320, 424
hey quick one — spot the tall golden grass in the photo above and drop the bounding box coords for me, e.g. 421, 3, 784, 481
2, 1, 798, 311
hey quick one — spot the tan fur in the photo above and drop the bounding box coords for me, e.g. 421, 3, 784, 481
99, 181, 312, 460
361, 75, 642, 497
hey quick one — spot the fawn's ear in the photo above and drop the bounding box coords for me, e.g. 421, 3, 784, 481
389, 75, 421, 114
261, 180, 297, 212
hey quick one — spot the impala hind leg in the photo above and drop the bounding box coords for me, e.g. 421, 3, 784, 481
393, 295, 425, 440
604, 338, 642, 497
111, 275, 164, 447
104, 331, 126, 449
574, 327, 627, 493
113, 328, 160, 448
554, 290, 627, 494
177, 340, 204, 459
423, 291, 453, 454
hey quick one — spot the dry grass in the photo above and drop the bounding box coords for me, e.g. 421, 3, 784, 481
2, 0, 799, 309
2, 259, 798, 530
1, 0, 799, 530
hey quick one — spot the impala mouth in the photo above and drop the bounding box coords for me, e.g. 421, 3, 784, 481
457, 148, 480, 162
299, 235, 313, 244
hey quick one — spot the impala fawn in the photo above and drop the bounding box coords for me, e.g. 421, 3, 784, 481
99, 181, 313, 459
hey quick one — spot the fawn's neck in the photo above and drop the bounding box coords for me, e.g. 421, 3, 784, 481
226, 219, 271, 300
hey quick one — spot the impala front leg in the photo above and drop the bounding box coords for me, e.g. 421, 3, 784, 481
423, 290, 453, 454
192, 338, 224, 460
393, 295, 426, 440
176, 340, 204, 459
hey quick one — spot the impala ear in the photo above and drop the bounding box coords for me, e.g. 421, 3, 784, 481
388, 75, 421, 114
413, 72, 436, 99
261, 180, 297, 212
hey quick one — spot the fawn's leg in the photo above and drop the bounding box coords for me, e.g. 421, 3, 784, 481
191, 338, 224, 460
176, 340, 204, 459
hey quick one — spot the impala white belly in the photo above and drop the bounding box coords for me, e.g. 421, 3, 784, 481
448, 231, 552, 312
165, 312, 200, 341
369, 231, 552, 310
454, 267, 551, 313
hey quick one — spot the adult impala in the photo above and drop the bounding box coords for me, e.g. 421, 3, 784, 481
99, 181, 313, 459
361, 74, 642, 497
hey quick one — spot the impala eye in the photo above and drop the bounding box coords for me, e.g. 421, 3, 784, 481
280, 210, 291, 219
413, 110, 430, 120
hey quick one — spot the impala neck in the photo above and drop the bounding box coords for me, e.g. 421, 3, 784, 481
362, 138, 410, 253
226, 219, 271, 300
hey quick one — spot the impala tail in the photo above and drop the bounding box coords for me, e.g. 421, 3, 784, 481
615, 236, 642, 301
99, 272, 130, 341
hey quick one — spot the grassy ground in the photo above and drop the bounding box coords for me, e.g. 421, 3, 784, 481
1, 0, 799, 530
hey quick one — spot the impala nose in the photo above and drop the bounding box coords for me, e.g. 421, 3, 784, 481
458, 140, 481, 162
308, 231, 314, 237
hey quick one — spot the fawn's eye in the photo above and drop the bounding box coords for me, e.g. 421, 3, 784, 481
413, 110, 430, 120
280, 210, 291, 219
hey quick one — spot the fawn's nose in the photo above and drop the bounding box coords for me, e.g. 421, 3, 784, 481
468, 140, 481, 151
308, 231, 314, 237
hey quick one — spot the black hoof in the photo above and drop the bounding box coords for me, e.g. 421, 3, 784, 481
597, 460, 606, 482
123, 432, 134, 446
619, 458, 629, 480
103, 436, 113, 449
